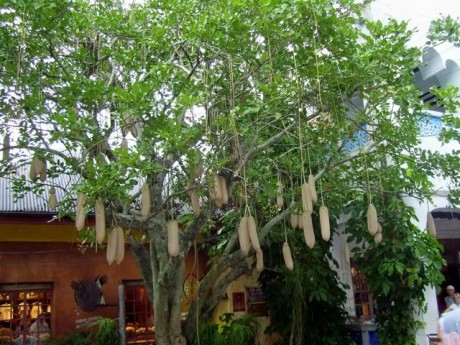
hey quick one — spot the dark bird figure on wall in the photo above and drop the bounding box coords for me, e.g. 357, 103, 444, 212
70, 275, 108, 312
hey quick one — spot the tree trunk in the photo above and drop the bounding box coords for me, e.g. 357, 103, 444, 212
129, 237, 154, 299
151, 242, 187, 345
125, 175, 291, 344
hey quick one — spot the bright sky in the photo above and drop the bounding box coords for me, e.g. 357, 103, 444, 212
369, 0, 460, 47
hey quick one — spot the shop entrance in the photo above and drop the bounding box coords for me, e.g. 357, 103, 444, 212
432, 208, 460, 313
0, 283, 53, 344
124, 281, 155, 344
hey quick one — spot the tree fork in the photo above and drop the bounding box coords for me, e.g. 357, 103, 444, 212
129, 235, 154, 299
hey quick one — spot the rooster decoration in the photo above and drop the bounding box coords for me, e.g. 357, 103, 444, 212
70, 275, 108, 312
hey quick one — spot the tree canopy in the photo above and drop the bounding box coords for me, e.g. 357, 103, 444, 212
1, 0, 459, 344
428, 14, 460, 47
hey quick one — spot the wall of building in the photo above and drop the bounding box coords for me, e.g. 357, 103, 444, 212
212, 270, 278, 345
0, 241, 140, 337
341, 4, 460, 344
368, 0, 460, 48
0, 217, 207, 339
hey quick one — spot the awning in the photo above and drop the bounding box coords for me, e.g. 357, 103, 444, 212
431, 208, 460, 220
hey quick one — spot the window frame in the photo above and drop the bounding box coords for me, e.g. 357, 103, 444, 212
123, 280, 154, 341
350, 263, 375, 320
0, 283, 53, 342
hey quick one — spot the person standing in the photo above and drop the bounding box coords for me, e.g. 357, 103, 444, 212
28, 314, 49, 344
444, 293, 460, 313
439, 308, 460, 345
445, 285, 456, 308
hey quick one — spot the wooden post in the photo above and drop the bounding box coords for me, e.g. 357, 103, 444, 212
118, 284, 126, 345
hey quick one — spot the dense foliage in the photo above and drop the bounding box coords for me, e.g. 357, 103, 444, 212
259, 215, 353, 345
427, 15, 460, 47
346, 194, 445, 345
193, 313, 259, 345
44, 317, 119, 345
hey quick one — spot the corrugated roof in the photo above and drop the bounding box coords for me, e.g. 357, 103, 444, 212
0, 164, 223, 218
0, 165, 79, 213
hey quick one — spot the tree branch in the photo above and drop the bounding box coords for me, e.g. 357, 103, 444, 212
48, 40, 70, 78
315, 142, 376, 182
235, 120, 295, 175
183, 251, 248, 341
259, 201, 296, 242
172, 62, 201, 83
183, 213, 208, 247
128, 234, 154, 299
149, 237, 160, 287
235, 112, 320, 177
1, 143, 82, 176
223, 227, 239, 256
114, 211, 153, 232
202, 262, 250, 317
105, 59, 118, 88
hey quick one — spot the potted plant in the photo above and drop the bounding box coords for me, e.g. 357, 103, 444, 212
94, 318, 120, 345
194, 313, 259, 345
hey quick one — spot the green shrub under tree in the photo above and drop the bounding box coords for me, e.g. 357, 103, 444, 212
259, 214, 354, 345
346, 195, 445, 345
193, 313, 259, 345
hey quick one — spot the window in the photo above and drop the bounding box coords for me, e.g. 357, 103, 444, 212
419, 88, 444, 113
351, 264, 375, 319
0, 283, 53, 344
124, 281, 154, 342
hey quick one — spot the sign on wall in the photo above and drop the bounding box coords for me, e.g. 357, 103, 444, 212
246, 287, 267, 316
232, 292, 245, 312
70, 275, 108, 312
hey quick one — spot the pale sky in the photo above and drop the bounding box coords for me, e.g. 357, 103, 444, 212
369, 0, 460, 47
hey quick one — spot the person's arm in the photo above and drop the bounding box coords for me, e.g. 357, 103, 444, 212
28, 322, 37, 334
438, 324, 445, 345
